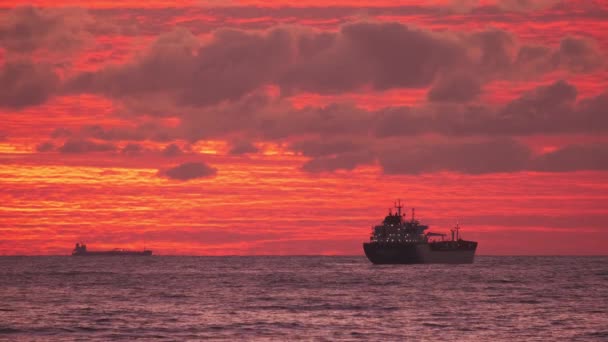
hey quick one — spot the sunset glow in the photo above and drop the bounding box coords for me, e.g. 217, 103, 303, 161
1, 0, 607, 255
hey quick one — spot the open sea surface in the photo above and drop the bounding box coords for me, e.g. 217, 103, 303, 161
0, 256, 607, 341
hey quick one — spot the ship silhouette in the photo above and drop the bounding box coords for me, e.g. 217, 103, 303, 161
72, 243, 152, 256
363, 200, 477, 264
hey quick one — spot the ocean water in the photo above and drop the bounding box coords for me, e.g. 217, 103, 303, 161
0, 256, 607, 341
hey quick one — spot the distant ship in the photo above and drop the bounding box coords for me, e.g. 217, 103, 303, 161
72, 243, 152, 256
363, 200, 477, 264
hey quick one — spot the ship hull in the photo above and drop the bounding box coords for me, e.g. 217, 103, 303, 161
72, 251, 152, 256
363, 242, 476, 264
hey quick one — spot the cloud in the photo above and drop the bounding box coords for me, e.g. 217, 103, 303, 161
290, 139, 373, 173
0, 6, 93, 55
51, 128, 72, 138
58, 139, 116, 154
555, 37, 604, 73
120, 143, 145, 156
228, 140, 259, 155
162, 143, 185, 157
279, 22, 466, 94
452, 0, 562, 12
376, 80, 608, 137
0, 60, 59, 109
427, 73, 482, 102
65, 21, 602, 113
467, 29, 515, 76
514, 37, 605, 76
56, 79, 608, 166
35, 141, 55, 152
299, 137, 608, 175
492, 0, 562, 11
79, 124, 173, 142
301, 150, 375, 173
379, 139, 532, 174
67, 27, 290, 107
10, 12, 601, 177
532, 144, 608, 172
291, 139, 364, 157
161, 161, 217, 180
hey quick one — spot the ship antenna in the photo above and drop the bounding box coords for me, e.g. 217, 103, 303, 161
396, 199, 403, 216
411, 207, 415, 222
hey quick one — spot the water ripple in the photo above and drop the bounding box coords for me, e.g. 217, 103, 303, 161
0, 256, 606, 340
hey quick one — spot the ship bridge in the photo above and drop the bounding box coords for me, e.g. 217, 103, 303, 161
370, 200, 428, 244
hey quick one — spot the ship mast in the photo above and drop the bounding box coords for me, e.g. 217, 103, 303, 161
451, 222, 461, 241
395, 199, 403, 217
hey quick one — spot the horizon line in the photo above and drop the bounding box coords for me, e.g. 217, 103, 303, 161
1, 254, 607, 257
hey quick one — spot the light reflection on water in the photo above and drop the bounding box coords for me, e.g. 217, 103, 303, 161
1, 256, 607, 340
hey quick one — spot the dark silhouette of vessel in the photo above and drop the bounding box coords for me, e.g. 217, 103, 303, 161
363, 200, 477, 264
72, 243, 152, 256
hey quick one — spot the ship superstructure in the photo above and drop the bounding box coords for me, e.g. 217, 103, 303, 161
363, 200, 477, 264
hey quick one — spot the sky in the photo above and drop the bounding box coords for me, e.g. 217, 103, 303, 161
1, 0, 607, 255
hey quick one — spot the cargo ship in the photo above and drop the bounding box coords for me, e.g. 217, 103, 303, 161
363, 200, 477, 264
72, 243, 152, 256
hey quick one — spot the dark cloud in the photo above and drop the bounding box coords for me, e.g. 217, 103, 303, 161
228, 141, 259, 155
0, 6, 92, 54
577, 91, 608, 134
476, 0, 562, 12
555, 37, 604, 73
379, 139, 531, 174
291, 139, 364, 157
291, 138, 373, 173
177, 28, 293, 107
79, 124, 173, 142
176, 91, 274, 141
532, 144, 608, 172
427, 73, 482, 103
376, 80, 608, 137
7, 12, 600, 177
120, 143, 145, 156
0, 61, 59, 109
512, 37, 605, 77
513, 44, 554, 75
257, 102, 374, 140
66, 28, 197, 101
372, 107, 423, 138
66, 21, 601, 112
35, 141, 55, 152
51, 128, 72, 138
301, 150, 375, 173
67, 27, 291, 107
279, 22, 466, 94
81, 125, 146, 141
161, 161, 217, 181
58, 139, 116, 154
162, 143, 185, 157
300, 138, 608, 175
60, 79, 608, 162
494, 80, 577, 134
468, 29, 515, 75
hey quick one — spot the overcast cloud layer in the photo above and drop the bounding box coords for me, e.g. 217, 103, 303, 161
1, 3, 607, 177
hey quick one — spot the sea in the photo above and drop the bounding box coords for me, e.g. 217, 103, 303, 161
1, 256, 607, 341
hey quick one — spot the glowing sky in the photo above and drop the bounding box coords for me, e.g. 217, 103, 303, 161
1, 0, 607, 255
